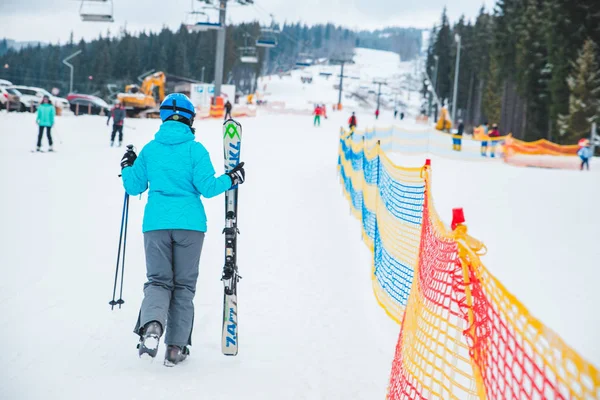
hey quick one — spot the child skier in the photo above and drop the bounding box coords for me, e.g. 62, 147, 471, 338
578, 140, 592, 170
488, 123, 500, 157
453, 119, 464, 151
36, 95, 55, 152
119, 93, 246, 366
480, 122, 489, 156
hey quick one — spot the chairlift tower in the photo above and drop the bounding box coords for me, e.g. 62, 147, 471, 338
331, 55, 354, 110
79, 0, 114, 22
256, 16, 279, 76
373, 80, 387, 111
195, 0, 254, 105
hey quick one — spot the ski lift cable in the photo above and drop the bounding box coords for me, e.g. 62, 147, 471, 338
251, 3, 299, 45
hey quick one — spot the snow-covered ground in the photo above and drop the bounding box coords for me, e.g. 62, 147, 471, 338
257, 48, 423, 113
1, 46, 599, 399
0, 111, 398, 399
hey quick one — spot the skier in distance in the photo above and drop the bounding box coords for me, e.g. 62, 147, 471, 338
107, 102, 126, 147
224, 100, 232, 120
348, 112, 357, 131
36, 95, 55, 152
119, 93, 246, 366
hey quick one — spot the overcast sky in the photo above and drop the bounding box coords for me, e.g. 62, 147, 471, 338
0, 0, 496, 43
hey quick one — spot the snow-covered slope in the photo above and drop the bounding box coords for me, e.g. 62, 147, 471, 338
0, 111, 398, 399
1, 44, 598, 399
257, 48, 423, 113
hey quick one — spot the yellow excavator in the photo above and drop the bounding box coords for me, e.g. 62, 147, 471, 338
117, 71, 166, 117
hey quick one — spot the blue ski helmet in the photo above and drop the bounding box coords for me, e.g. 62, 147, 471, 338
159, 93, 196, 124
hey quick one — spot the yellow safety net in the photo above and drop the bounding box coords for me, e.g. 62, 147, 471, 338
337, 128, 600, 399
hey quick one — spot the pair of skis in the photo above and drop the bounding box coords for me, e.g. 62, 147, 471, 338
221, 119, 242, 356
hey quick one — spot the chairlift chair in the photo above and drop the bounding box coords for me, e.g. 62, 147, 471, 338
79, 0, 114, 22
186, 20, 222, 33
256, 28, 278, 48
295, 52, 313, 68
185, 2, 222, 32
239, 47, 258, 64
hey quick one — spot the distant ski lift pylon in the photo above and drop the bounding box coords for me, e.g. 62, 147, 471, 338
239, 47, 258, 64
79, 0, 114, 22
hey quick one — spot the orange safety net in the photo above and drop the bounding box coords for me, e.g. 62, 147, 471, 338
387, 163, 600, 399
465, 255, 600, 399
388, 184, 480, 399
504, 136, 580, 156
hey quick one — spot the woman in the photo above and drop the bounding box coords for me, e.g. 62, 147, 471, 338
120, 93, 246, 366
36, 95, 55, 152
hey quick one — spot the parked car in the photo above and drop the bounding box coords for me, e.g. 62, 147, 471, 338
0, 79, 13, 87
0, 87, 21, 111
5, 86, 38, 112
10, 85, 69, 110
67, 94, 110, 116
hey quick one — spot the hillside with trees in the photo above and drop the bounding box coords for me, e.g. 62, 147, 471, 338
0, 23, 422, 99
426, 1, 600, 143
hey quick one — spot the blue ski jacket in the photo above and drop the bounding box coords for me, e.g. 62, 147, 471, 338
578, 147, 592, 160
121, 121, 232, 233
36, 103, 55, 127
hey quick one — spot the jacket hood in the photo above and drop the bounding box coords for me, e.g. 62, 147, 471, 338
154, 120, 195, 145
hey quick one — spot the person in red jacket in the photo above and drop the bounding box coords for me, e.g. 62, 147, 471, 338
488, 123, 501, 158
322, 104, 328, 119
348, 112, 357, 131
313, 105, 322, 126
375, 108, 380, 120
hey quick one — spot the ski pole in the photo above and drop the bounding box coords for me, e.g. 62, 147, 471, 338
109, 191, 129, 310
53, 127, 63, 144
116, 194, 129, 308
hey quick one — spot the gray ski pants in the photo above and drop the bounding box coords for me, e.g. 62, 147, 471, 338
134, 229, 205, 347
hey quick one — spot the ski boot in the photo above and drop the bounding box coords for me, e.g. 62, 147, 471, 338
36, 146, 42, 152
164, 345, 189, 367
48, 146, 54, 152
137, 321, 163, 359
118, 141, 122, 147
110, 140, 114, 147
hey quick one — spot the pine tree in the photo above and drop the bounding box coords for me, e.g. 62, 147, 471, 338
515, 0, 550, 140
432, 8, 454, 104
559, 39, 600, 142
483, 56, 502, 126
471, 7, 494, 125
